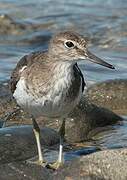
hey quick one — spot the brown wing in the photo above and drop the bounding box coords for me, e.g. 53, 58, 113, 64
9, 51, 42, 94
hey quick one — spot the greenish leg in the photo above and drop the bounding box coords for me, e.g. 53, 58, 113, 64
58, 118, 65, 163
48, 118, 65, 169
31, 117, 47, 166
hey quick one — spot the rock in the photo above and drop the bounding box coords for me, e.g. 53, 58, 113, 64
0, 14, 26, 35
1, 148, 126, 180
0, 81, 123, 143
0, 162, 53, 180
0, 82, 15, 116
0, 125, 59, 164
0, 81, 125, 179
66, 98, 122, 142
53, 148, 127, 180
0, 14, 53, 37
86, 79, 127, 114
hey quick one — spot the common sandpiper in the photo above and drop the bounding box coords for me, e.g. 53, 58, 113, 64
10, 31, 115, 169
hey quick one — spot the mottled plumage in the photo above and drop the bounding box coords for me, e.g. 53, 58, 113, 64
12, 53, 84, 118
9, 31, 114, 169
10, 51, 43, 93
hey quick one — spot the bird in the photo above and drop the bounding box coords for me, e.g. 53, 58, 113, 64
9, 31, 115, 169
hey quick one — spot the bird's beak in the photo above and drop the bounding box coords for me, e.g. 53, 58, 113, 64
82, 50, 115, 69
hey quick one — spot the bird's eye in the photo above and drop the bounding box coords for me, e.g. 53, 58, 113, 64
64, 41, 75, 49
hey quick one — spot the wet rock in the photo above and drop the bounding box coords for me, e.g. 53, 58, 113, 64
86, 79, 127, 114
0, 81, 123, 143
0, 162, 53, 180
0, 147, 126, 179
0, 125, 59, 164
0, 82, 15, 117
0, 148, 98, 180
64, 146, 100, 161
0, 14, 26, 35
53, 148, 127, 180
66, 98, 122, 142
0, 14, 53, 36
0, 81, 125, 179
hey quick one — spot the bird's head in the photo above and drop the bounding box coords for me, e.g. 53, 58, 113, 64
48, 31, 114, 69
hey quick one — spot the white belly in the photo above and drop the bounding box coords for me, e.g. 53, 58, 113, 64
13, 62, 83, 118
14, 78, 82, 118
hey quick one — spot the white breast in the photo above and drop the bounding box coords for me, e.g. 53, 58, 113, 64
13, 62, 83, 118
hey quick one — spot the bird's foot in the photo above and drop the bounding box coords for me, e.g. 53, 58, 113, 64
27, 159, 48, 167
46, 161, 63, 170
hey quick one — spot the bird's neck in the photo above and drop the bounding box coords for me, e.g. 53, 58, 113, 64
52, 60, 75, 76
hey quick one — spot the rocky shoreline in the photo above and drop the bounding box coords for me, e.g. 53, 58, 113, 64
0, 80, 123, 142
0, 79, 126, 179
86, 79, 127, 115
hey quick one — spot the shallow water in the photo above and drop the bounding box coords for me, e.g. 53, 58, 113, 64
0, 0, 127, 154
93, 116, 127, 148
0, 0, 127, 83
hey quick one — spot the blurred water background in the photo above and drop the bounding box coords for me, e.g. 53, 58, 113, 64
0, 0, 127, 150
0, 0, 127, 83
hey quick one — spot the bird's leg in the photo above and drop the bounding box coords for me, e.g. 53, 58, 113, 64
58, 118, 65, 164
48, 118, 65, 169
29, 117, 47, 166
